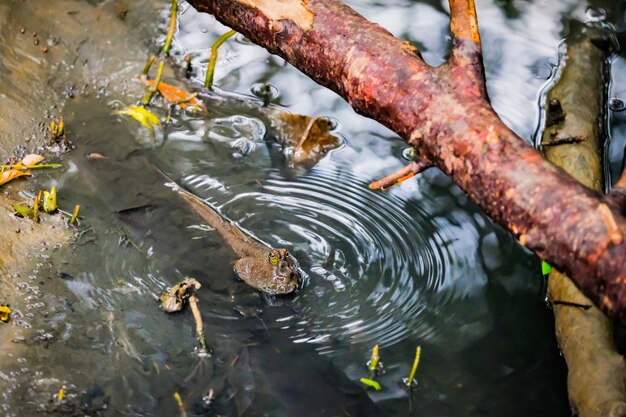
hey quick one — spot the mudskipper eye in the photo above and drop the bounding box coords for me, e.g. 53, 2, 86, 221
269, 252, 278, 265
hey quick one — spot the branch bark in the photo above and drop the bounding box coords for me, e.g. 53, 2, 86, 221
539, 23, 626, 417
186, 0, 626, 323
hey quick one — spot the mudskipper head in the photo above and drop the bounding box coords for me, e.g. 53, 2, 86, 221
266, 248, 301, 294
235, 247, 301, 295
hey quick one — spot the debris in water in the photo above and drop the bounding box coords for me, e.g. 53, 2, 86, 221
359, 377, 381, 391
86, 152, 108, 160
114, 105, 161, 130
160, 277, 201, 313
0, 305, 11, 322
0, 154, 59, 187
173, 391, 187, 417
141, 80, 204, 110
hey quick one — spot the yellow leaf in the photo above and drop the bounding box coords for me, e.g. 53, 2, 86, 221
0, 305, 11, 322
114, 105, 161, 130
0, 169, 30, 186
58, 388, 64, 401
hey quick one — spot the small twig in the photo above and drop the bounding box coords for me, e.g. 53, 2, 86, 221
369, 157, 433, 190
188, 295, 210, 355
33, 190, 42, 222
142, 60, 165, 106
204, 30, 237, 89
142, 54, 158, 75
163, 0, 178, 56
142, 0, 177, 104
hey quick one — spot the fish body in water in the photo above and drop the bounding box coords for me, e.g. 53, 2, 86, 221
161, 172, 302, 295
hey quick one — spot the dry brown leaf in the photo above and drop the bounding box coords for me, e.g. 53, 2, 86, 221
21, 154, 45, 167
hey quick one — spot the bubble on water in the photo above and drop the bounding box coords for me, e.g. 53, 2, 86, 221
250, 82, 280, 105
585, 7, 606, 22
205, 115, 266, 158
610, 97, 625, 112
401, 146, 417, 161
235, 33, 253, 45
319, 116, 341, 131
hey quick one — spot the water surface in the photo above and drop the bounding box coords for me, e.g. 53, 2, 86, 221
3, 0, 626, 415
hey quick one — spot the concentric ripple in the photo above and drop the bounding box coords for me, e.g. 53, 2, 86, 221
182, 167, 460, 353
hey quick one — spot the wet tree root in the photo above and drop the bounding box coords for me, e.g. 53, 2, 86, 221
539, 23, 626, 417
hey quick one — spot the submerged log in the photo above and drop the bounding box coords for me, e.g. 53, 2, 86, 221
186, 0, 626, 323
539, 23, 626, 417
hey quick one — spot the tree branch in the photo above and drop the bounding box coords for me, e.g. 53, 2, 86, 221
187, 0, 626, 323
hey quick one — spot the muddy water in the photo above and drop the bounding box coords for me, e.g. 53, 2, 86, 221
1, 0, 625, 416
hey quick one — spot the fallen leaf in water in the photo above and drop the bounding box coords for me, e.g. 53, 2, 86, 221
142, 80, 205, 111
0, 169, 30, 186
0, 154, 49, 187
0, 305, 11, 322
114, 105, 161, 130
273, 113, 342, 167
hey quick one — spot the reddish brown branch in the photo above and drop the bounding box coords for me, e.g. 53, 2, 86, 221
369, 157, 433, 190
187, 0, 626, 323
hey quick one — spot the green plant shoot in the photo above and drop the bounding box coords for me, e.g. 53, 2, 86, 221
406, 346, 422, 387
360, 377, 381, 391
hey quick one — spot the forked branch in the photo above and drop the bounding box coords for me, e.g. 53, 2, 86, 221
187, 0, 626, 323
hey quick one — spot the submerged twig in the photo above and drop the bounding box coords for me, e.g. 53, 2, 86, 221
188, 295, 210, 355
173, 392, 187, 417
204, 29, 236, 89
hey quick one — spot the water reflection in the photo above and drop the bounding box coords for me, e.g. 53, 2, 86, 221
7, 0, 626, 415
